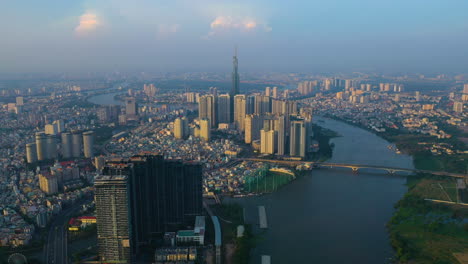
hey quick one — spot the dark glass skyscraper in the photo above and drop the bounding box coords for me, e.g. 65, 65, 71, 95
97, 154, 203, 262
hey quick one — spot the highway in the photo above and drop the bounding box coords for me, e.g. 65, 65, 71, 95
203, 201, 222, 264
45, 200, 92, 264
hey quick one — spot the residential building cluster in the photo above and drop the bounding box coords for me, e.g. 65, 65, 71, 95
300, 81, 468, 155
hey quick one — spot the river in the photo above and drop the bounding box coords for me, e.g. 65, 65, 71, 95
87, 91, 124, 105
226, 116, 414, 263
88, 91, 197, 111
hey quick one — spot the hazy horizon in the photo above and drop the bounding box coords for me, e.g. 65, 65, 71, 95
1, 0, 468, 74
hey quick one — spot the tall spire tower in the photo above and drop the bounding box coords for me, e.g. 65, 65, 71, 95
230, 47, 240, 121
231, 46, 240, 97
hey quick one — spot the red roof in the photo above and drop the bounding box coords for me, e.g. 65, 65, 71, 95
60, 161, 75, 166
68, 218, 81, 226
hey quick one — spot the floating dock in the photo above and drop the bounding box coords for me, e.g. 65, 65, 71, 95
258, 206, 268, 229
261, 255, 271, 264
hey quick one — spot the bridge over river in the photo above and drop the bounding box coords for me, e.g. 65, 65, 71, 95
239, 158, 467, 179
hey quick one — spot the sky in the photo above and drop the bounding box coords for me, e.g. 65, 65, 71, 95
1, 0, 468, 74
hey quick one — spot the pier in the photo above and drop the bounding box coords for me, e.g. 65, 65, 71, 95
258, 206, 268, 229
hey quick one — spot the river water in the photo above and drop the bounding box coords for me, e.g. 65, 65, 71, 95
87, 91, 124, 105
88, 91, 197, 111
227, 116, 414, 263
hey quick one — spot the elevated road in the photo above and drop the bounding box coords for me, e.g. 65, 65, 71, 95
239, 158, 467, 179
45, 199, 92, 264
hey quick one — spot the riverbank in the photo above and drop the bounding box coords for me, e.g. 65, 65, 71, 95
309, 123, 340, 161
318, 115, 468, 262
387, 174, 468, 263
322, 114, 467, 174
210, 203, 256, 264
242, 123, 338, 194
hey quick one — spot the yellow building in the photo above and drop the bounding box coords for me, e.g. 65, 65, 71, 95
38, 173, 58, 195
336, 92, 343, 100
173, 118, 184, 139
422, 104, 434, 110
78, 216, 97, 224
199, 118, 211, 141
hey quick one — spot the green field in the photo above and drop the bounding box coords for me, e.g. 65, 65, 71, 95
244, 171, 295, 193
413, 153, 468, 174
388, 175, 468, 263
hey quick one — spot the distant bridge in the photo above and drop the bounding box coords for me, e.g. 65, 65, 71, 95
239, 158, 467, 179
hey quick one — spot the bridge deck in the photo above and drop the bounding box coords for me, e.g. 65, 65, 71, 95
240, 158, 467, 179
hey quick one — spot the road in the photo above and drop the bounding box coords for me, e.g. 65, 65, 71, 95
44, 199, 92, 264
203, 201, 222, 264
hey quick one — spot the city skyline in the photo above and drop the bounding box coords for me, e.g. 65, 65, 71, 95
2, 0, 468, 73
0, 2, 467, 263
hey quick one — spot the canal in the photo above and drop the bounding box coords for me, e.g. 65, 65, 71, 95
226, 116, 414, 263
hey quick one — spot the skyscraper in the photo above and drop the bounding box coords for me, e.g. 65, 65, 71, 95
260, 129, 277, 154
324, 79, 332, 91
230, 48, 240, 120
35, 132, 47, 161
61, 132, 73, 159
234, 95, 246, 131
290, 120, 307, 158
26, 143, 37, 163
345, 80, 352, 90
217, 94, 231, 124
143, 83, 157, 98
199, 118, 211, 141
95, 174, 133, 264
254, 95, 271, 115
198, 95, 217, 128
265, 87, 271, 97
231, 48, 240, 99
244, 114, 264, 144
83, 131, 94, 158
246, 95, 255, 115
272, 99, 285, 115
453, 102, 464, 113
97, 155, 203, 261
72, 131, 82, 158
125, 97, 138, 119
174, 117, 184, 139
272, 87, 278, 98
181, 117, 189, 138
46, 135, 57, 160
274, 115, 286, 155
298, 81, 316, 95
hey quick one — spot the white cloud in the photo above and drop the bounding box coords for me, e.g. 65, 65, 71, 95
75, 11, 99, 34
208, 16, 271, 36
